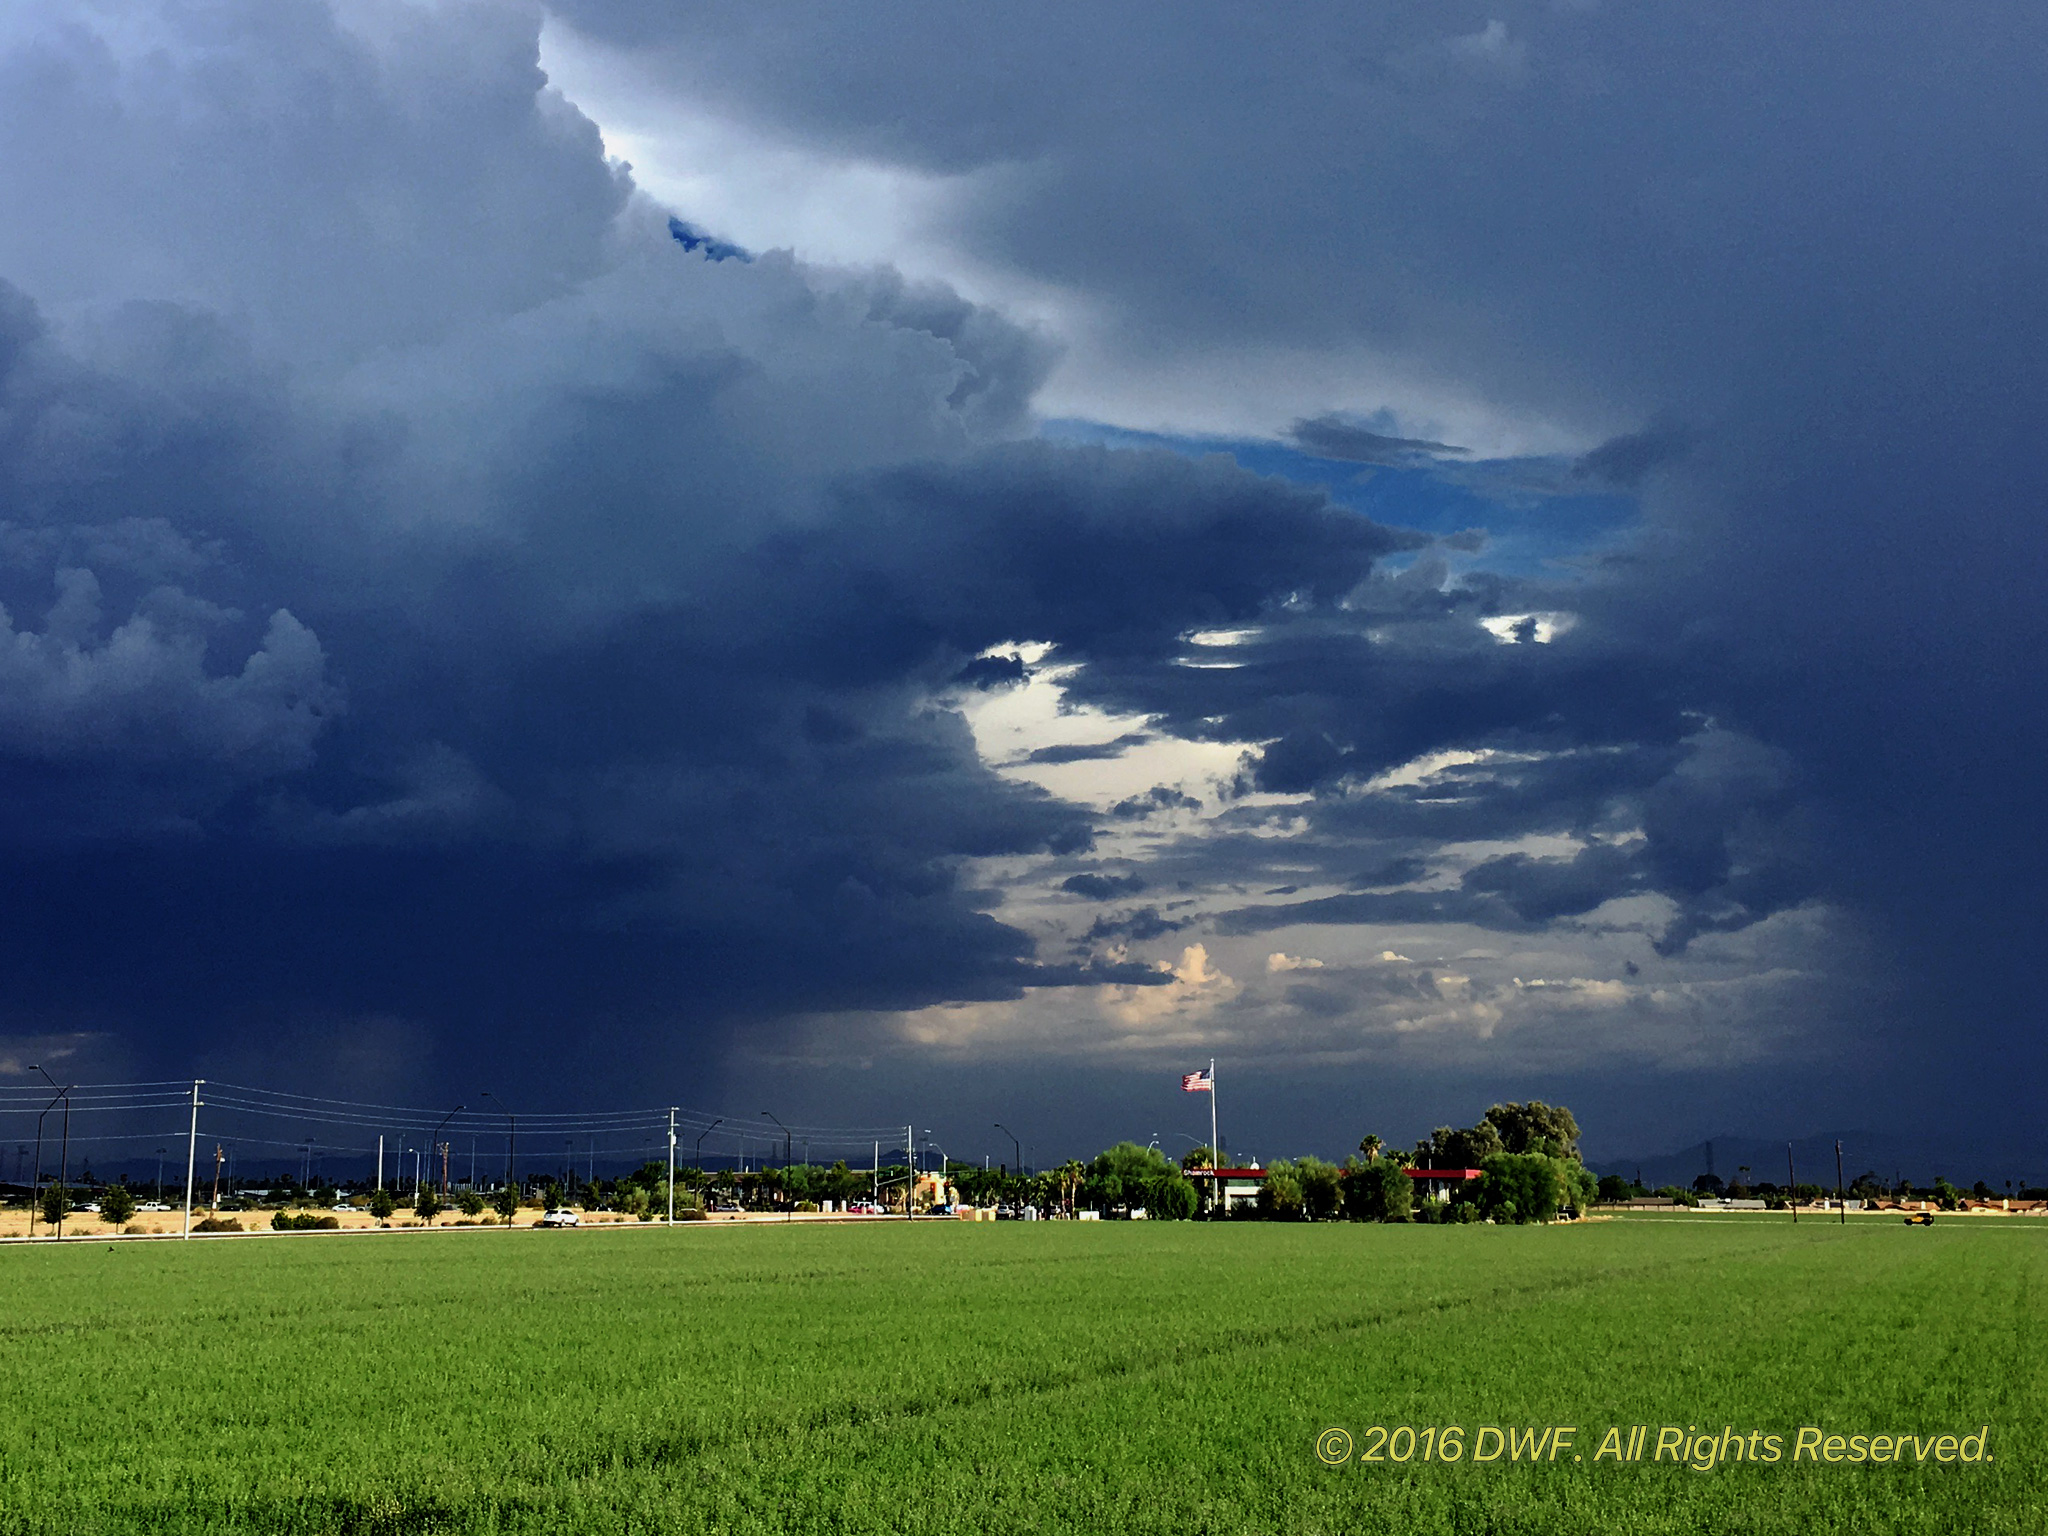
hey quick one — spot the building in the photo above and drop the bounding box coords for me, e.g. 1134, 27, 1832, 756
1186, 1167, 1267, 1214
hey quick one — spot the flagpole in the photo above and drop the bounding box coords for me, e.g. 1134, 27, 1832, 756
1209, 1058, 1218, 1172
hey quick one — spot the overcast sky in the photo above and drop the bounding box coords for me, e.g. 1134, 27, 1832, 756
1, 1, 2042, 1174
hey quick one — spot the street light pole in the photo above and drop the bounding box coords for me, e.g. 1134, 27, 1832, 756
667, 1108, 678, 1226
28, 1085, 65, 1239
32, 1067, 73, 1239
994, 1122, 1021, 1181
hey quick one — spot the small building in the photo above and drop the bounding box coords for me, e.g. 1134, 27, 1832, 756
1404, 1167, 1484, 1203
1186, 1167, 1267, 1214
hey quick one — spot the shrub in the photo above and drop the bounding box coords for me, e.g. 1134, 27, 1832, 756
271, 1211, 343, 1231
676, 1207, 708, 1221
193, 1216, 242, 1232
795, 1200, 820, 1213
414, 1188, 442, 1222
458, 1190, 486, 1217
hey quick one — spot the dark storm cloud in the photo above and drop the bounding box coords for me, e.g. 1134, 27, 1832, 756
1059, 871, 1147, 900
1023, 733, 1150, 765
0, 1, 1426, 1100
6, 0, 2047, 1157
1289, 415, 1468, 466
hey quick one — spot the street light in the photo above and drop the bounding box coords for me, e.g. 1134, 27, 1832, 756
993, 1122, 1021, 1178
32, 1066, 73, 1239
28, 1084, 67, 1239
481, 1092, 516, 1197
922, 1130, 949, 1210
694, 1117, 724, 1168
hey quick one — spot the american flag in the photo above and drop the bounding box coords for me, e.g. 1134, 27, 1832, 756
1181, 1068, 1213, 1093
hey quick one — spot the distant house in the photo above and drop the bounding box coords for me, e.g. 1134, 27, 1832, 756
1404, 1167, 1484, 1201
1186, 1167, 1266, 1213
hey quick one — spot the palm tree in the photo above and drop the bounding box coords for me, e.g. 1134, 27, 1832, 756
1057, 1160, 1084, 1216
1360, 1134, 1385, 1163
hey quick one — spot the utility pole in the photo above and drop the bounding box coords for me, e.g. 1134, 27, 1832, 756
906, 1124, 914, 1220
377, 1135, 384, 1192
211, 1145, 224, 1211
667, 1107, 678, 1226
182, 1080, 204, 1239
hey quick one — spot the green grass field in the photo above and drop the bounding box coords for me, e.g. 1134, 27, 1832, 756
0, 1216, 2039, 1535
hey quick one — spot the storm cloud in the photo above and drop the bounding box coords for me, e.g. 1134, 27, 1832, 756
2, 2, 2044, 1165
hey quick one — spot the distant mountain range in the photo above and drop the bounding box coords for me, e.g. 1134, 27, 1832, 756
1588, 1132, 2043, 1191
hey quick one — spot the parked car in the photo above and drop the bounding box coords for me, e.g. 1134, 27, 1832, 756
332, 1202, 357, 1212
137, 1201, 172, 1212
538, 1208, 580, 1228
76, 1201, 101, 1214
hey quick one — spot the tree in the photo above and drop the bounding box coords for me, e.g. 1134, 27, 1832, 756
1358, 1134, 1384, 1162
1343, 1160, 1412, 1223
41, 1184, 69, 1227
1296, 1156, 1343, 1221
1693, 1173, 1725, 1196
414, 1186, 442, 1222
1258, 1163, 1304, 1219
99, 1183, 136, 1226
368, 1188, 397, 1222
1412, 1121, 1504, 1170
490, 1183, 519, 1221
1084, 1142, 1176, 1214
1482, 1101, 1582, 1161
458, 1190, 486, 1217
1180, 1145, 1217, 1172
1147, 1172, 1198, 1220
1476, 1153, 1563, 1224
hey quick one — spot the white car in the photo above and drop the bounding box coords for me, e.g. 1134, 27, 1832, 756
538, 1207, 580, 1228
332, 1202, 357, 1212
137, 1201, 173, 1212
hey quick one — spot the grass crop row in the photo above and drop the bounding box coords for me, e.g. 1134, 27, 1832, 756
0, 1219, 2038, 1534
